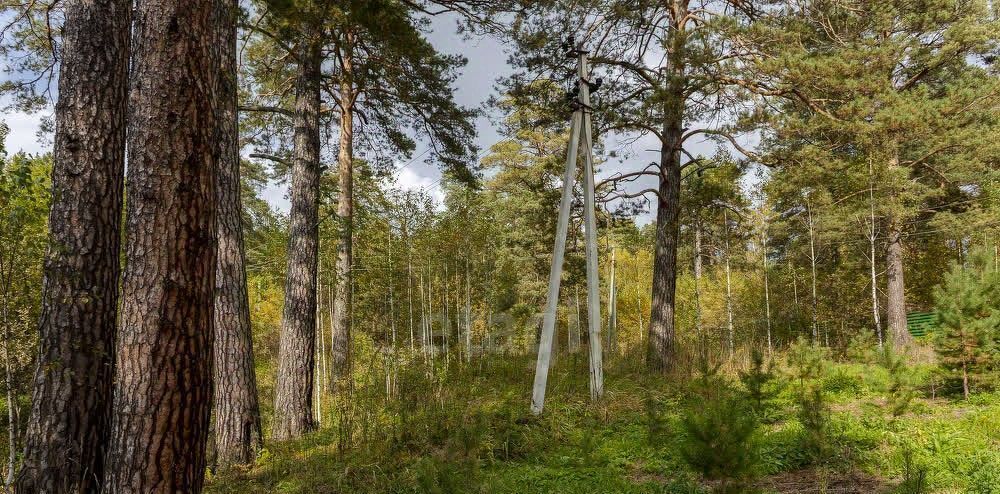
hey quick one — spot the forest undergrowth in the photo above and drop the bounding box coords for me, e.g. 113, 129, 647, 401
205, 339, 1000, 494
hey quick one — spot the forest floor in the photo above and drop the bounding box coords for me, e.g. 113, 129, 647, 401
205, 346, 1000, 494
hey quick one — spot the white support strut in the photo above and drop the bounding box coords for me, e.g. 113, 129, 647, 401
531, 44, 603, 414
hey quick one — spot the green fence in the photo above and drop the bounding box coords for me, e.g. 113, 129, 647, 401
907, 311, 938, 338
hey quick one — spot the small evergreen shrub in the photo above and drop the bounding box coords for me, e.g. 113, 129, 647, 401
739, 349, 785, 424
679, 361, 761, 492
932, 247, 1000, 399
896, 445, 928, 494
880, 348, 915, 418
788, 338, 833, 463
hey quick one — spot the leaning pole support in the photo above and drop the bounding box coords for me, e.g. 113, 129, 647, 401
531, 38, 604, 415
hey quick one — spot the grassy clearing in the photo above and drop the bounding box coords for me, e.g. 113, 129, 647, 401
205, 345, 1000, 494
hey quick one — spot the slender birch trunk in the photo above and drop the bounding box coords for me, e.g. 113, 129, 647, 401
694, 220, 704, 337
868, 162, 884, 349
762, 225, 773, 356
723, 210, 735, 356
807, 202, 819, 342
465, 258, 472, 362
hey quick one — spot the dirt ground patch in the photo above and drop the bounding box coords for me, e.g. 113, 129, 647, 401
755, 468, 892, 494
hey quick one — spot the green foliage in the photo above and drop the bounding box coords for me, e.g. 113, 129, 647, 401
677, 362, 760, 489
0, 147, 51, 464
739, 349, 784, 423
795, 385, 831, 463
644, 395, 672, 447
965, 452, 1000, 494
880, 349, 915, 418
787, 338, 834, 463
787, 337, 830, 384
896, 446, 929, 494
846, 332, 880, 365
932, 247, 1000, 398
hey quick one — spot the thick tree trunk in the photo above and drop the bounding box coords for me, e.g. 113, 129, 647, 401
102, 2, 219, 491
331, 38, 356, 379
15, 1, 129, 491
647, 0, 687, 372
647, 126, 682, 372
272, 38, 322, 441
886, 216, 911, 348
213, 0, 262, 468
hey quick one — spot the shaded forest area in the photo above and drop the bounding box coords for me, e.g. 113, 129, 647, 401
0, 0, 999, 493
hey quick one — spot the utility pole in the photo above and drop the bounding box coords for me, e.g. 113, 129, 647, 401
531, 37, 604, 414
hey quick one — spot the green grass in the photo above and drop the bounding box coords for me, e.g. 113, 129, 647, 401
205, 346, 1000, 494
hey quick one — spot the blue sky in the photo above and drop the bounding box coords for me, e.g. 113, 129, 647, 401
3, 13, 739, 226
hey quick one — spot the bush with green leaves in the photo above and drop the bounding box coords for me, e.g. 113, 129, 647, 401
964, 451, 1000, 494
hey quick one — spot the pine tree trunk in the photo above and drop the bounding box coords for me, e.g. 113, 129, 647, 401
331, 35, 356, 380
272, 37, 322, 441
15, 1, 129, 491
647, 0, 686, 373
647, 144, 682, 371
213, 0, 262, 468
886, 216, 911, 349
103, 2, 219, 491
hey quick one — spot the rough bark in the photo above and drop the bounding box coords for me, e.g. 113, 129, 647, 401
102, 2, 220, 491
886, 216, 911, 348
647, 126, 683, 372
331, 35, 356, 379
213, 0, 262, 468
272, 38, 322, 441
15, 1, 129, 491
646, 3, 686, 372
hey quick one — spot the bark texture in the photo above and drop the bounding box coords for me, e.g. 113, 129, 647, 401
330, 36, 356, 380
272, 38, 322, 441
647, 2, 686, 372
647, 130, 682, 372
886, 216, 911, 348
102, 2, 220, 491
15, 1, 129, 491
213, 0, 262, 467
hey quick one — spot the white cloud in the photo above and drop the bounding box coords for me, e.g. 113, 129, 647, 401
393, 166, 445, 205
4, 110, 49, 155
